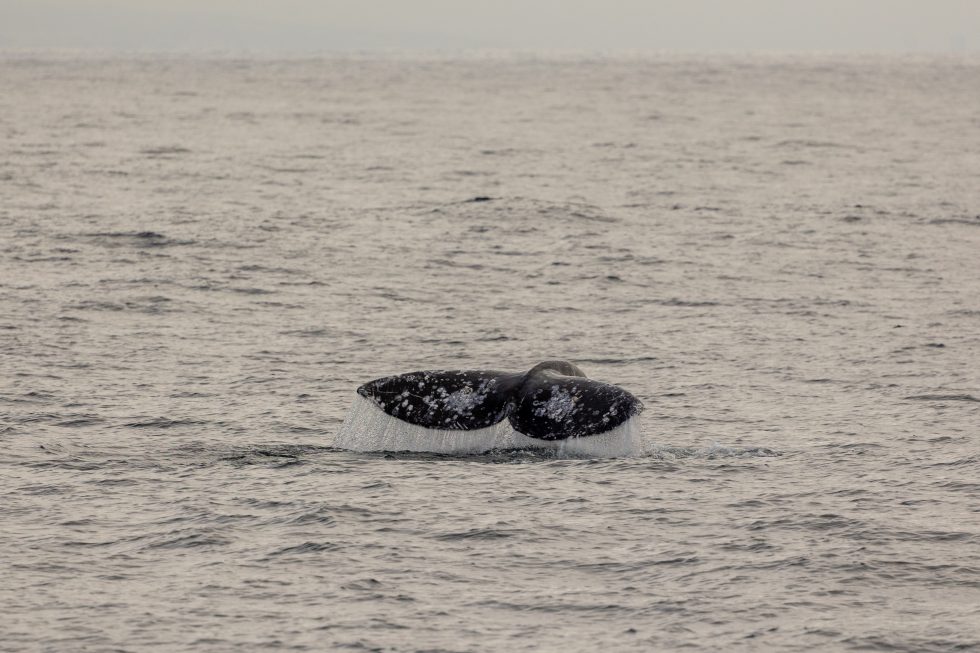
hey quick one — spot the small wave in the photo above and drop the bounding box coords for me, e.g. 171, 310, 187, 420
16, 484, 71, 496
646, 298, 721, 307
54, 416, 104, 427
269, 541, 339, 556
434, 528, 520, 541
450, 195, 620, 223
147, 533, 230, 549
91, 230, 164, 239
78, 231, 194, 248
124, 417, 208, 429
775, 139, 849, 149
905, 394, 979, 402
471, 599, 626, 614
341, 578, 382, 591
929, 216, 980, 226
68, 297, 178, 314
575, 356, 658, 364
842, 634, 980, 653
140, 145, 191, 156
650, 443, 781, 459
287, 509, 336, 525
215, 444, 337, 467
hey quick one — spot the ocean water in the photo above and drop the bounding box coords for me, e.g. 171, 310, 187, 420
1, 53, 979, 652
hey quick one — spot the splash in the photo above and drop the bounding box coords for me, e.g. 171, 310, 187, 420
648, 442, 781, 459
511, 418, 643, 458
335, 394, 513, 454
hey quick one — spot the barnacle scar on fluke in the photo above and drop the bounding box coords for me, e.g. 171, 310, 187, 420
335, 360, 644, 457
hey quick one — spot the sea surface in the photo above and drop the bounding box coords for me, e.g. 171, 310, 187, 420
1, 53, 979, 652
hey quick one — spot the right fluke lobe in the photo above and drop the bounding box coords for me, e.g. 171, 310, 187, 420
509, 366, 644, 440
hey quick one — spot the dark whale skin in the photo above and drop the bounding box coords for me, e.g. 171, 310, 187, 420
356, 361, 643, 440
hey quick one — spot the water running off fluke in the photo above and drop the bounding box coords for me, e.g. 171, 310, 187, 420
334, 360, 644, 457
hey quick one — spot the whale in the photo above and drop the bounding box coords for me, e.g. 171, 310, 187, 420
334, 360, 644, 456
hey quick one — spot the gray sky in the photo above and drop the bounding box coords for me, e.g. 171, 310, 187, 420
1, 0, 978, 52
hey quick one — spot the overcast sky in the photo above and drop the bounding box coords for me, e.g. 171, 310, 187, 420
1, 0, 978, 53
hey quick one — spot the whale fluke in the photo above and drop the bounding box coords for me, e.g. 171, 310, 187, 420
336, 361, 644, 456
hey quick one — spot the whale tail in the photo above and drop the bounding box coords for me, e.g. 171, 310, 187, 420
334, 362, 644, 457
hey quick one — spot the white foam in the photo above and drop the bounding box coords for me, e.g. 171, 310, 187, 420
510, 418, 644, 458
334, 393, 643, 457
334, 393, 513, 454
